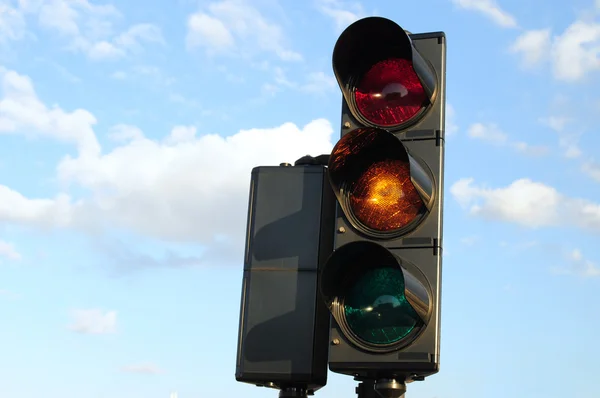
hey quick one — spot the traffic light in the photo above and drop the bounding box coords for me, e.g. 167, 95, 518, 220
235, 163, 336, 397
319, 16, 446, 396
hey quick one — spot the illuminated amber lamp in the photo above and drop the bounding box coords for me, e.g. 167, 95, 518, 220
328, 127, 434, 238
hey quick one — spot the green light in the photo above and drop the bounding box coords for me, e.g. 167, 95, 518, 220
344, 267, 420, 345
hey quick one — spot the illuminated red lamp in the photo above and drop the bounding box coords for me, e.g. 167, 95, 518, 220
354, 58, 428, 127
332, 17, 437, 131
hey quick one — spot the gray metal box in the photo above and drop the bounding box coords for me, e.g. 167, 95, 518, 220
235, 165, 335, 393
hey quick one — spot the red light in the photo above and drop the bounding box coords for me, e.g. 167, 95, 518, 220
349, 159, 425, 232
355, 58, 427, 127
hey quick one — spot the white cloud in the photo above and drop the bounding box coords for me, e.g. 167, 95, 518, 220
110, 70, 126, 80
564, 144, 582, 159
512, 141, 549, 156
108, 124, 144, 143
451, 178, 600, 232
273, 67, 296, 88
468, 123, 507, 144
165, 125, 197, 144
186, 13, 234, 51
114, 23, 164, 51
68, 309, 117, 334
510, 29, 551, 67
0, 2, 27, 41
108, 65, 174, 87
499, 240, 539, 250
30, 0, 119, 37
0, 185, 73, 228
553, 21, 600, 81
467, 123, 548, 156
0, 240, 21, 260
132, 65, 163, 78
0, 288, 19, 299
121, 363, 164, 374
0, 68, 100, 155
452, 0, 517, 28
41, 60, 82, 83
582, 161, 600, 182
260, 68, 337, 97
0, 67, 335, 256
512, 20, 600, 82
167, 93, 205, 111
10, 0, 163, 60
301, 71, 337, 94
186, 0, 302, 61
261, 82, 279, 96
539, 112, 600, 184
445, 104, 458, 136
539, 116, 569, 133
539, 116, 582, 159
552, 249, 600, 277
55, 118, 334, 243
74, 23, 165, 60
460, 236, 479, 246
93, 240, 209, 272
316, 0, 366, 32
85, 40, 123, 59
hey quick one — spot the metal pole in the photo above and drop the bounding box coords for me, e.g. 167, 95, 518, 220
356, 381, 380, 398
356, 379, 407, 398
279, 387, 308, 398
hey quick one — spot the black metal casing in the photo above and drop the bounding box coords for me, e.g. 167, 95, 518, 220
235, 165, 336, 393
325, 26, 447, 382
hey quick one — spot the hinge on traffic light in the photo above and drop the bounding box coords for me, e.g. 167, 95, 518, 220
294, 154, 330, 166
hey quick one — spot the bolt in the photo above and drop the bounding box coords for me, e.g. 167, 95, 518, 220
343, 121, 351, 129
337, 227, 346, 233
332, 338, 341, 345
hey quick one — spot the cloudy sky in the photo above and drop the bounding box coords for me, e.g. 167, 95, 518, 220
0, 0, 599, 397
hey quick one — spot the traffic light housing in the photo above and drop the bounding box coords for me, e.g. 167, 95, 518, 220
320, 17, 446, 383
235, 164, 335, 395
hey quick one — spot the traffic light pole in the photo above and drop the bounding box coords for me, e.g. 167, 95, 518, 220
356, 379, 406, 398
279, 387, 308, 398
275, 379, 407, 398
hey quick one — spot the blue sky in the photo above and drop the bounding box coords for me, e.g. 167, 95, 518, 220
0, 0, 599, 397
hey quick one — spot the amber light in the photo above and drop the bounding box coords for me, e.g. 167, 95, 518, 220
349, 159, 425, 232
